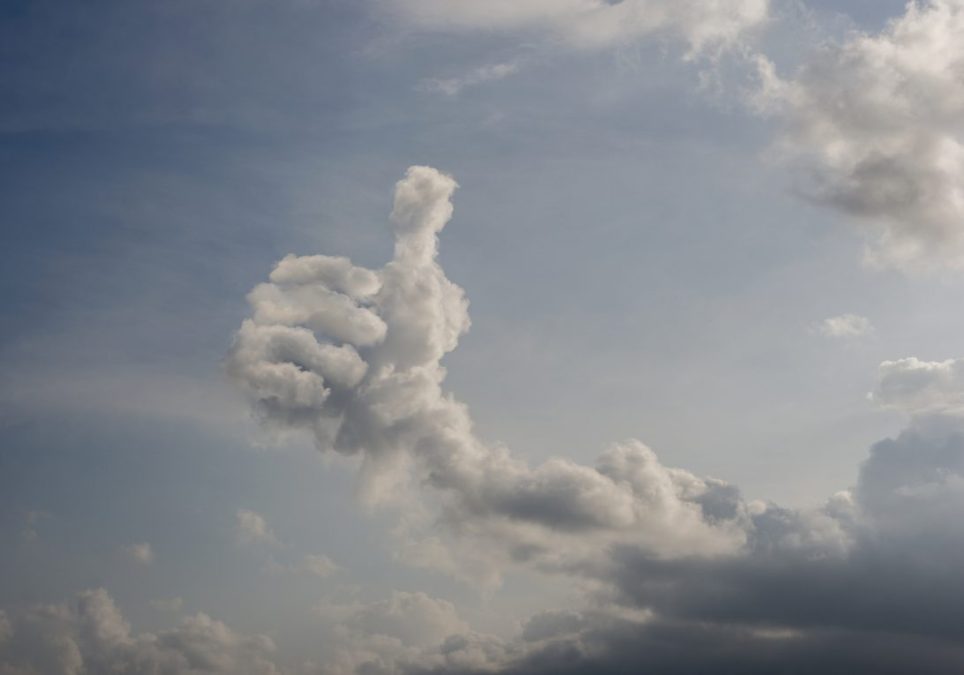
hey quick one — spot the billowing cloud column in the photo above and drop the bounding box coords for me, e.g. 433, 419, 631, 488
228, 167, 756, 580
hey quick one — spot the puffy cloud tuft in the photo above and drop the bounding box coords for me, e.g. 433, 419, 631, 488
872, 357, 964, 416
121, 542, 154, 565
756, 0, 964, 271
235, 509, 277, 546
817, 314, 873, 339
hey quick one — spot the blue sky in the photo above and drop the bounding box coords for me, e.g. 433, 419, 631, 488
3, 1, 964, 673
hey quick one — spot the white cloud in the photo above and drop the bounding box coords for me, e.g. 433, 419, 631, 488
228, 166, 752, 588
755, 0, 964, 271
235, 509, 277, 546
121, 542, 154, 565
872, 357, 964, 416
382, 0, 769, 55
817, 313, 873, 339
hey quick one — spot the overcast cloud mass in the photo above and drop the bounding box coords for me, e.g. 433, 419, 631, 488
3, 1, 964, 673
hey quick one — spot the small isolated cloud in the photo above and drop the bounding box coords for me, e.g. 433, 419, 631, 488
755, 0, 964, 271
121, 542, 154, 565
21, 510, 49, 541
149, 597, 184, 612
817, 313, 873, 339
301, 554, 339, 578
235, 509, 277, 546
418, 61, 520, 96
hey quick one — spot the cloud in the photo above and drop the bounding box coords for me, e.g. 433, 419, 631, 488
0, 588, 281, 675
235, 509, 277, 546
418, 62, 521, 96
872, 357, 964, 416
301, 554, 339, 579
381, 0, 769, 55
121, 543, 154, 565
228, 166, 964, 671
309, 591, 510, 675
755, 0, 964, 271
817, 313, 873, 339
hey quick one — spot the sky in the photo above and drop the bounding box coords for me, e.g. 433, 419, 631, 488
2, 0, 964, 672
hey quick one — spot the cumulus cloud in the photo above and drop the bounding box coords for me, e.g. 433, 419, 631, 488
228, 166, 752, 586
227, 167, 964, 672
817, 313, 873, 339
309, 591, 513, 675
756, 0, 964, 271
381, 0, 768, 55
406, 420, 964, 673
121, 542, 154, 565
235, 509, 277, 546
0, 588, 281, 675
872, 357, 964, 415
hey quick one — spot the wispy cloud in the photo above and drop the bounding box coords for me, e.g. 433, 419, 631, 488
418, 61, 521, 96
817, 313, 873, 339
235, 509, 277, 546
121, 542, 154, 565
